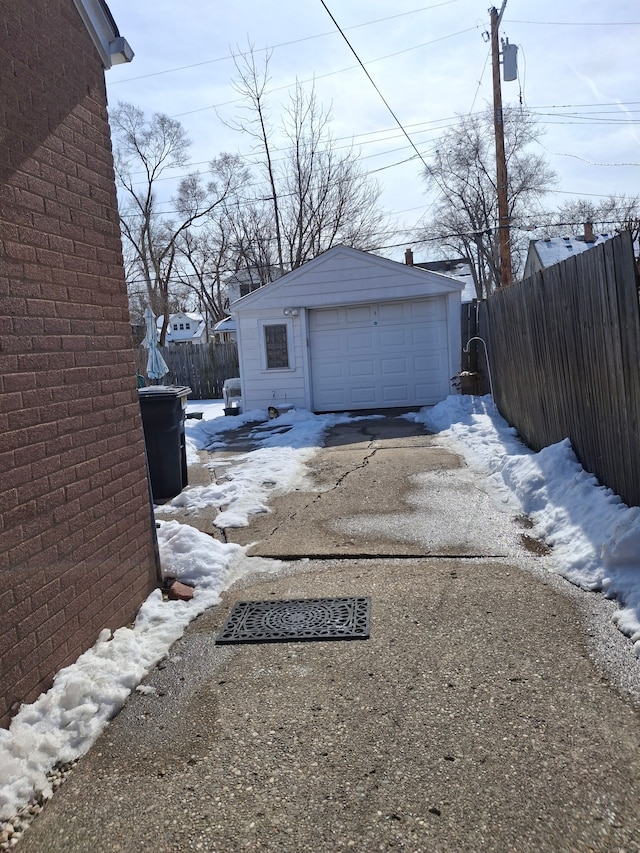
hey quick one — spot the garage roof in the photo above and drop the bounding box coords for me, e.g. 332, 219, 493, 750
232, 245, 464, 312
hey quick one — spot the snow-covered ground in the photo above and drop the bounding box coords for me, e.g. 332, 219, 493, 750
2, 395, 640, 820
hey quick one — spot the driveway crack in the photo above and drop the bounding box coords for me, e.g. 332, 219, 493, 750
257, 446, 379, 542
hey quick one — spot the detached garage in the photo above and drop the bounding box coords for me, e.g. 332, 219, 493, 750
233, 245, 464, 413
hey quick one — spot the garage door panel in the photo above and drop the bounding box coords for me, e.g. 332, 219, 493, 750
347, 330, 375, 351
310, 297, 449, 411
414, 356, 445, 374
320, 360, 347, 380
382, 384, 411, 403
381, 357, 409, 375
349, 359, 377, 377
345, 305, 374, 324
351, 386, 379, 405
378, 302, 405, 322
379, 328, 407, 347
319, 389, 349, 407
415, 379, 445, 397
310, 308, 341, 329
408, 299, 446, 320
411, 323, 443, 345
313, 331, 346, 354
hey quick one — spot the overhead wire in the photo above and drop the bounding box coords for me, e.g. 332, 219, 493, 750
169, 26, 479, 119
109, 0, 465, 85
112, 4, 639, 257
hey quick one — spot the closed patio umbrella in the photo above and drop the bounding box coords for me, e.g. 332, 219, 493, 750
143, 307, 169, 383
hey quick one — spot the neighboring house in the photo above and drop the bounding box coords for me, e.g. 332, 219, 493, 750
523, 224, 613, 279
232, 245, 464, 413
161, 311, 209, 345
406, 250, 477, 303
0, 0, 159, 727
212, 316, 237, 343
226, 265, 285, 305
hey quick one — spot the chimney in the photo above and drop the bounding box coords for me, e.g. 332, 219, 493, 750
584, 221, 594, 243
405, 248, 414, 266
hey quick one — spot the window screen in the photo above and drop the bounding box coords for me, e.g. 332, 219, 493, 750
264, 324, 289, 369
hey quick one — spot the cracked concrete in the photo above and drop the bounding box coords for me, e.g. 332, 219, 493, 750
224, 416, 516, 560
18, 411, 640, 853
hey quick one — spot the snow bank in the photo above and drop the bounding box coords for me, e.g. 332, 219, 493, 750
409, 395, 640, 655
0, 522, 239, 819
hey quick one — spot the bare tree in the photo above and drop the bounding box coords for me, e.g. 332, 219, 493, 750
223, 49, 389, 280
111, 103, 243, 343
420, 107, 556, 298
226, 47, 285, 272
279, 81, 386, 268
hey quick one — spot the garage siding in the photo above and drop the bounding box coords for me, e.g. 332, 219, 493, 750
309, 297, 450, 411
236, 313, 308, 411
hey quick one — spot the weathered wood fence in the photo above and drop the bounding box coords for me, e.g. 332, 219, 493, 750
460, 300, 491, 395
135, 341, 239, 400
483, 231, 640, 507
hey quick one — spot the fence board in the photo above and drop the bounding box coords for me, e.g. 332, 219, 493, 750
135, 342, 239, 400
485, 231, 640, 507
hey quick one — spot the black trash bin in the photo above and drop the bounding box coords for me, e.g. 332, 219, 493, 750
138, 386, 191, 502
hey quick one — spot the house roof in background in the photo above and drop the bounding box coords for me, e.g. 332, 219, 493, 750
157, 311, 206, 342
416, 259, 477, 304
531, 233, 614, 268
213, 316, 236, 332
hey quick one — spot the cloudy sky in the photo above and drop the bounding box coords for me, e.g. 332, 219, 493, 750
104, 0, 639, 260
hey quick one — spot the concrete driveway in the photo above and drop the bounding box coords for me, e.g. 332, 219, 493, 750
19, 414, 640, 852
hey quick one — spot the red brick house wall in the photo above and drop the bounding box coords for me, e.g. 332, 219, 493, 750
0, 1, 159, 727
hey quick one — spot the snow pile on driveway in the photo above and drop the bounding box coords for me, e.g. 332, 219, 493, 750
409, 395, 640, 656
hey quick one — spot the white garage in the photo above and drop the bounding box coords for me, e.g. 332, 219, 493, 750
232, 246, 464, 414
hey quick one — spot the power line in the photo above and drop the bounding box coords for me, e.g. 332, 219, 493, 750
506, 19, 640, 26
109, 1, 464, 85
169, 25, 479, 120
318, 0, 431, 175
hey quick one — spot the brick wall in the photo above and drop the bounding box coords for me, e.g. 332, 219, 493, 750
0, 1, 159, 727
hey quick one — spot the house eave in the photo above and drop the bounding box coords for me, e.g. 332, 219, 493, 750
72, 0, 134, 68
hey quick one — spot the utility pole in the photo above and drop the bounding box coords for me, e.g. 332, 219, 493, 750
490, 2, 511, 287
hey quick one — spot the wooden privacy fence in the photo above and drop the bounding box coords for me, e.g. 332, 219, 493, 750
484, 231, 640, 507
460, 301, 491, 395
135, 341, 239, 400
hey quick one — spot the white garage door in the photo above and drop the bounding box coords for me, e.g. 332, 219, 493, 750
309, 297, 450, 411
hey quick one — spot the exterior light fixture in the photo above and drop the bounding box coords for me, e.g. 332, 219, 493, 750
283, 307, 299, 317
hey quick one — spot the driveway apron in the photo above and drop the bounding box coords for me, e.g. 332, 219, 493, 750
19, 414, 640, 853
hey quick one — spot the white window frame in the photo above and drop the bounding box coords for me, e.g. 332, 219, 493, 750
259, 318, 294, 371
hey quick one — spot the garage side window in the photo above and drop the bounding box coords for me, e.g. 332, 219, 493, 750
264, 323, 289, 369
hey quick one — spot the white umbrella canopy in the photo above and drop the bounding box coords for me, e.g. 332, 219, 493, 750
143, 307, 169, 383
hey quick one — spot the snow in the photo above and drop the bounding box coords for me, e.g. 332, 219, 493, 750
531, 233, 613, 268
2, 395, 640, 820
406, 395, 640, 649
175, 405, 357, 527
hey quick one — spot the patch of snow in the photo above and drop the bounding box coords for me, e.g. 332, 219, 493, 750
408, 395, 640, 652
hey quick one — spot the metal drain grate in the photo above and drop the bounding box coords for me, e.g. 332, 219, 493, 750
215, 596, 370, 645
